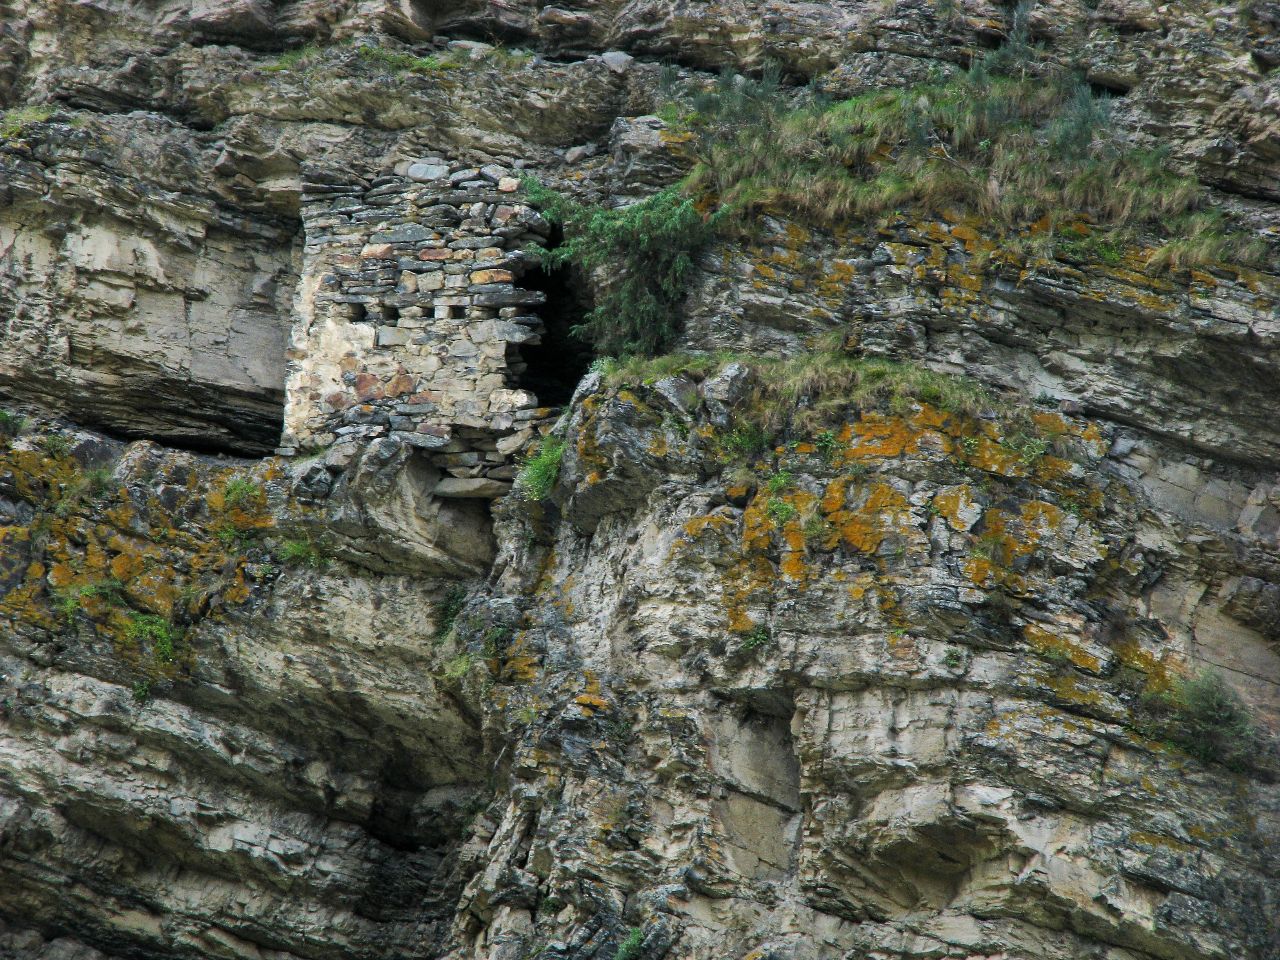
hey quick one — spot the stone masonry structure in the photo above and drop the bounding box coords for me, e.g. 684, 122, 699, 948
282, 159, 560, 497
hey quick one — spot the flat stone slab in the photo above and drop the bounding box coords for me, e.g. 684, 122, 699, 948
434, 477, 513, 499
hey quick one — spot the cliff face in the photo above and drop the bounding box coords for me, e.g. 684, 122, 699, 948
1, 2, 1279, 960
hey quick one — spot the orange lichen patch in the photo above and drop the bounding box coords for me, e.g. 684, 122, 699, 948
657, 128, 695, 145
822, 481, 912, 554
848, 413, 921, 459
932, 485, 977, 532
1114, 640, 1186, 697
1030, 411, 1070, 436
575, 694, 610, 716
970, 500, 1065, 584
963, 434, 1026, 477
1024, 623, 1101, 673
963, 554, 995, 587
887, 628, 916, 661
647, 434, 669, 457
222, 568, 251, 605
499, 635, 540, 685
109, 552, 145, 582
1042, 669, 1103, 707
722, 554, 776, 635
47, 562, 76, 589
821, 476, 850, 516
847, 573, 875, 603
1021, 500, 1064, 538
742, 497, 775, 553
1131, 831, 1195, 854
946, 263, 984, 292
1079, 422, 1108, 456
682, 514, 735, 539
1031, 454, 1074, 484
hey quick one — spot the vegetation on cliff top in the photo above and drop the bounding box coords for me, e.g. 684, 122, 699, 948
525, 22, 1268, 357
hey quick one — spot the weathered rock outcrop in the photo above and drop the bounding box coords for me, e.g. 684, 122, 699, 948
0, 1, 1278, 959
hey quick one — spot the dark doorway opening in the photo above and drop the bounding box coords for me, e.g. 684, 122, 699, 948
514, 260, 595, 408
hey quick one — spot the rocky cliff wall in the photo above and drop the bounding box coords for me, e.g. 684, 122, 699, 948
0, 2, 1278, 960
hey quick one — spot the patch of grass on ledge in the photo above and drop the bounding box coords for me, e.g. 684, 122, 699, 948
356, 45, 463, 76
0, 106, 53, 139
263, 43, 326, 73
524, 33, 1270, 360
663, 56, 1268, 271
597, 346, 1008, 436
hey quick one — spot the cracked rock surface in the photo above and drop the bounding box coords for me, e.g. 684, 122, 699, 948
0, 1, 1277, 959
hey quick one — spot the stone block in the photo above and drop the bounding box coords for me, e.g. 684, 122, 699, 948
471, 268, 515, 284
392, 430, 452, 450
473, 289, 545, 308
408, 162, 450, 182
376, 328, 413, 347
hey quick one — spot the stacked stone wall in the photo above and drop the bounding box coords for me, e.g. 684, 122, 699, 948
281, 159, 562, 496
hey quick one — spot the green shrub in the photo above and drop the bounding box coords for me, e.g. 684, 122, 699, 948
765, 470, 793, 494
278, 538, 325, 568
54, 466, 115, 517
717, 423, 770, 461
442, 652, 478, 680
1145, 670, 1255, 770
434, 585, 468, 641
613, 928, 645, 960
0, 410, 24, 435
742, 625, 771, 650
523, 179, 719, 356
222, 475, 262, 509
514, 435, 566, 501
56, 590, 83, 622
1002, 432, 1050, 464
57, 578, 128, 620
766, 498, 798, 524
125, 614, 177, 663
814, 429, 839, 460
264, 43, 324, 72
39, 434, 72, 458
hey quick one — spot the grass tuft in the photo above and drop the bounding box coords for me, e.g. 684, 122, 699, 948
264, 43, 324, 72
278, 538, 326, 568
222, 475, 263, 509
513, 435, 567, 501
0, 106, 53, 138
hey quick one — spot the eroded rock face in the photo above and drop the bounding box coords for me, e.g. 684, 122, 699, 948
0, 0, 1278, 959
0, 115, 299, 454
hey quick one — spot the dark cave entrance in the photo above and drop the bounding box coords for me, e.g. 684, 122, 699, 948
513, 259, 595, 408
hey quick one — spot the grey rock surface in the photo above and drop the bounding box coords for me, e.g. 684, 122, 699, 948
0, 1, 1277, 959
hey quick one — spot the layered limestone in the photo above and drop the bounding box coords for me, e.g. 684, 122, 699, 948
0, 1, 1278, 959
0, 116, 299, 454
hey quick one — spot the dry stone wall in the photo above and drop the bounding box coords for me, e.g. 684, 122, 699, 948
283, 159, 560, 496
